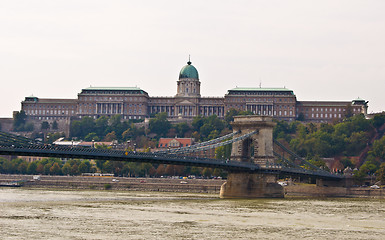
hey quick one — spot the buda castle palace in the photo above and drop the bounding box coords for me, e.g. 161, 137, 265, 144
21, 59, 368, 125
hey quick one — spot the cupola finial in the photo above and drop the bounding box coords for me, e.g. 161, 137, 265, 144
187, 55, 191, 65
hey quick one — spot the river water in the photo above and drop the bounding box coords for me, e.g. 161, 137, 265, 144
0, 188, 384, 240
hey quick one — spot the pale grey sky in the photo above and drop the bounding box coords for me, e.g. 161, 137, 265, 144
1, 0, 384, 117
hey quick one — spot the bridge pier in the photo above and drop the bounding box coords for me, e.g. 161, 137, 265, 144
220, 172, 283, 198
220, 115, 284, 198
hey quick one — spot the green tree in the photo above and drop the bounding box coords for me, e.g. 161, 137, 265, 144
85, 132, 100, 142
17, 161, 28, 174
41, 121, 50, 131
176, 122, 191, 137
202, 168, 212, 178
372, 114, 385, 129
50, 163, 62, 175
149, 112, 171, 137
13, 111, 27, 131
44, 163, 52, 175
224, 109, 239, 128
192, 115, 204, 132
369, 136, 385, 159
52, 121, 58, 130
102, 161, 113, 173
27, 161, 38, 174
62, 163, 71, 175
36, 163, 45, 174
70, 116, 95, 139
376, 163, 385, 182
95, 116, 109, 138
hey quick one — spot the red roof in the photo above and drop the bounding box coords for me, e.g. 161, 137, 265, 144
158, 138, 194, 148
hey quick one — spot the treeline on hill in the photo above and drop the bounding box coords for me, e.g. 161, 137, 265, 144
7, 109, 385, 182
274, 113, 385, 182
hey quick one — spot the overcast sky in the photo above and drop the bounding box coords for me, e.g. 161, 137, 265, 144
1, 0, 384, 118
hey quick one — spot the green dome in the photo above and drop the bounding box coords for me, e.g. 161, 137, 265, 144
179, 61, 199, 79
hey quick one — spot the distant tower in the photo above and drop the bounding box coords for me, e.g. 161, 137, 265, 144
176, 58, 201, 97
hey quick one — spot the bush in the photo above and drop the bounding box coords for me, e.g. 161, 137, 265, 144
104, 183, 112, 190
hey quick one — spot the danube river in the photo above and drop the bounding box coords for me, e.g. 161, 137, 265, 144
0, 188, 384, 239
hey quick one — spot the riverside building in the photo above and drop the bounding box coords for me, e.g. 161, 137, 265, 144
21, 60, 368, 124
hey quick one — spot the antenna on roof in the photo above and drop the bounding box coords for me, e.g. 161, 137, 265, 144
259, 78, 262, 88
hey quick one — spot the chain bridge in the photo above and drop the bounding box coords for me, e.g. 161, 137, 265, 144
0, 116, 343, 198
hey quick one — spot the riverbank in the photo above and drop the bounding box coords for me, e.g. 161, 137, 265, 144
1, 174, 384, 198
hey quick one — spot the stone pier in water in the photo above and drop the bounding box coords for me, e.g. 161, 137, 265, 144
220, 115, 284, 198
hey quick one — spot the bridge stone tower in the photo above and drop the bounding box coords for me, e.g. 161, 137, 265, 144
220, 115, 284, 198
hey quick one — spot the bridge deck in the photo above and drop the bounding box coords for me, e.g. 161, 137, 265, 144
0, 144, 342, 180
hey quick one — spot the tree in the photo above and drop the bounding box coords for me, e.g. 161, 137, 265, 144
85, 132, 100, 142
224, 109, 239, 128
80, 160, 91, 173
62, 163, 71, 175
102, 161, 113, 173
41, 121, 50, 131
176, 122, 191, 137
95, 116, 109, 138
17, 162, 28, 174
36, 163, 45, 174
340, 157, 354, 168
156, 164, 166, 177
104, 131, 117, 141
27, 161, 38, 174
308, 155, 328, 170
13, 111, 27, 131
202, 168, 212, 178
52, 121, 58, 130
376, 163, 385, 183
164, 165, 175, 176
297, 112, 305, 121
44, 163, 52, 175
149, 112, 171, 137
50, 163, 62, 175
369, 136, 385, 160
354, 159, 378, 182
112, 161, 124, 176
70, 164, 79, 175
372, 114, 385, 129
70, 116, 95, 139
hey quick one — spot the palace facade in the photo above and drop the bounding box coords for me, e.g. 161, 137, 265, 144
21, 60, 368, 123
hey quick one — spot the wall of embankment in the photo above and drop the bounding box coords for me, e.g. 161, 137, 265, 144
1, 174, 384, 198
286, 185, 385, 198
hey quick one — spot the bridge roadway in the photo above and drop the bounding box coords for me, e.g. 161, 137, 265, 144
0, 144, 342, 180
